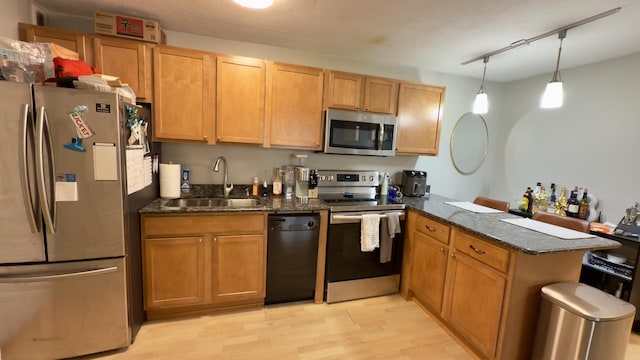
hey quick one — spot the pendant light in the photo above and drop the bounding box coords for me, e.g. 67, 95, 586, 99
472, 56, 489, 114
540, 30, 567, 109
233, 0, 275, 9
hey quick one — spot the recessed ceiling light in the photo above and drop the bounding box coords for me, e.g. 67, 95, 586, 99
233, 0, 275, 9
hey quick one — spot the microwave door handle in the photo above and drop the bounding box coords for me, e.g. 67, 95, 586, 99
377, 123, 384, 150
19, 103, 40, 233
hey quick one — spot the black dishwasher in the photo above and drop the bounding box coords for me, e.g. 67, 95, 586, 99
266, 214, 320, 304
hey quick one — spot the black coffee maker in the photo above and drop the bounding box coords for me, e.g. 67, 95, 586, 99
401, 170, 427, 197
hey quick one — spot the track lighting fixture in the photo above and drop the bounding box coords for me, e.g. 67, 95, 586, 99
473, 57, 489, 114
540, 30, 566, 109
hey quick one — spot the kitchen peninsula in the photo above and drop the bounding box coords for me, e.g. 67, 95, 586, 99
140, 192, 618, 360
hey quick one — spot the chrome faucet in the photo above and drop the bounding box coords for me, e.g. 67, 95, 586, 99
213, 156, 234, 197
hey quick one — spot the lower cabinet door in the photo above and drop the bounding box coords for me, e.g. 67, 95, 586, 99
143, 236, 206, 309
443, 253, 506, 359
212, 234, 265, 303
410, 231, 448, 312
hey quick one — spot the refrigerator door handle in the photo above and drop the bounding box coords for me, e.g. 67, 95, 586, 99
36, 107, 57, 234
19, 103, 40, 234
0, 266, 118, 283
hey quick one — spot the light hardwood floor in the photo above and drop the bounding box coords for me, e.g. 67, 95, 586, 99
83, 295, 640, 360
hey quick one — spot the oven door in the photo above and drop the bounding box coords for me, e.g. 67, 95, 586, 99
325, 210, 405, 283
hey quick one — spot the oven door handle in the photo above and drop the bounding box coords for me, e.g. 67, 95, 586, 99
330, 211, 405, 224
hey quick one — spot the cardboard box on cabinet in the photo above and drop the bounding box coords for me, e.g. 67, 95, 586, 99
94, 11, 165, 44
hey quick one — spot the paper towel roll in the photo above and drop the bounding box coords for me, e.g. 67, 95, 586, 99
160, 163, 181, 199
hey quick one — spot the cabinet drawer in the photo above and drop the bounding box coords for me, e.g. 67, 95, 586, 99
143, 213, 266, 236
452, 229, 510, 273
414, 215, 450, 244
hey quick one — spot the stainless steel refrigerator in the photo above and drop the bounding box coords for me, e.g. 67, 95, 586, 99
0, 81, 158, 360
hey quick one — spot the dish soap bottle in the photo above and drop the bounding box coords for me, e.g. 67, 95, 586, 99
181, 169, 191, 194
381, 170, 389, 198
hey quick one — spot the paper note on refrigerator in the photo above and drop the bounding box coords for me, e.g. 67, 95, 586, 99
55, 173, 78, 202
126, 146, 145, 195
93, 143, 118, 181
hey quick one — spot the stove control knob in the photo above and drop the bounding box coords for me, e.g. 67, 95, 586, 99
361, 175, 366, 181
320, 175, 326, 181
369, 176, 374, 182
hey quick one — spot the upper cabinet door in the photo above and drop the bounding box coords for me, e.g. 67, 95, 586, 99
363, 77, 397, 114
326, 71, 363, 111
325, 71, 397, 114
94, 37, 152, 101
396, 83, 445, 156
153, 46, 215, 143
18, 23, 89, 63
266, 63, 325, 150
216, 55, 266, 145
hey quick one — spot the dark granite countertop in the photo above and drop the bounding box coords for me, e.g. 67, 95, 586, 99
400, 194, 620, 255
139, 186, 619, 254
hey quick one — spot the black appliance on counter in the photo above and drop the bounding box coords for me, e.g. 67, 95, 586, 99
401, 170, 427, 197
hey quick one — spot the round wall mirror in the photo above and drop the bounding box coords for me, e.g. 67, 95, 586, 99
450, 112, 488, 175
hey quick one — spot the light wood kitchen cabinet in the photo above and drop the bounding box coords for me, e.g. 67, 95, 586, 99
141, 213, 267, 319
442, 229, 508, 359
143, 236, 206, 309
216, 55, 266, 144
395, 82, 445, 155
403, 210, 587, 359
410, 231, 449, 313
325, 71, 398, 114
266, 62, 324, 150
18, 23, 90, 63
212, 234, 265, 302
94, 36, 152, 101
153, 46, 215, 143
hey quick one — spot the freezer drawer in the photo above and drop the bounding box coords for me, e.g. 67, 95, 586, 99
0, 257, 130, 360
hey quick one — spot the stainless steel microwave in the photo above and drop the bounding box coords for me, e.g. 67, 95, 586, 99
323, 109, 397, 156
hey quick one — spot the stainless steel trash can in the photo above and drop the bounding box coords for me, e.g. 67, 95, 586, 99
532, 282, 636, 360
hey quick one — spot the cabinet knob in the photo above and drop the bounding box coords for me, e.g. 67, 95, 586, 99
469, 244, 486, 255
198, 238, 203, 243
213, 237, 217, 242
451, 253, 456, 258
440, 247, 446, 253
203, 135, 208, 141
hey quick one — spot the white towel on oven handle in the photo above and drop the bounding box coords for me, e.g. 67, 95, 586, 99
360, 214, 381, 252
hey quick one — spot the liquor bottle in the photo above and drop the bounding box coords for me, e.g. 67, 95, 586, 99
547, 183, 557, 213
520, 187, 533, 213
578, 188, 590, 220
555, 187, 567, 216
537, 186, 548, 213
566, 186, 580, 218
532, 182, 542, 213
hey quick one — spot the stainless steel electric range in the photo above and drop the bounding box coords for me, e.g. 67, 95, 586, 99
317, 170, 406, 303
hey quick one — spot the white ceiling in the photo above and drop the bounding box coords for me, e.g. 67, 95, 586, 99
33, 0, 640, 82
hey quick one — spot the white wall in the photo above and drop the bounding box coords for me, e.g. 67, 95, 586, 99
490, 52, 640, 222
1, 0, 31, 38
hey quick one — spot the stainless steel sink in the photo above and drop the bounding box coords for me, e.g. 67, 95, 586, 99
163, 198, 259, 208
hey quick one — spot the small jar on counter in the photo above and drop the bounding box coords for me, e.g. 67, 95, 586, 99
272, 168, 283, 196
252, 177, 260, 197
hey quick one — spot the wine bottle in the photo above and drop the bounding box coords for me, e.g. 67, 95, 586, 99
547, 183, 557, 213
566, 186, 580, 218
578, 188, 590, 220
